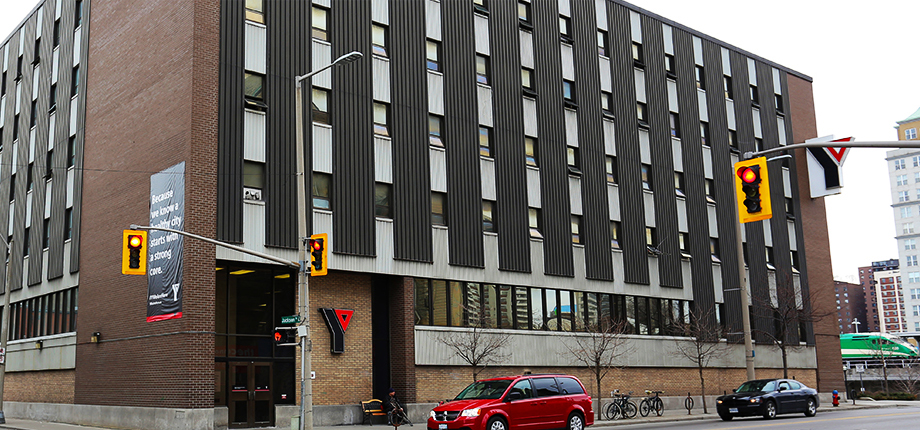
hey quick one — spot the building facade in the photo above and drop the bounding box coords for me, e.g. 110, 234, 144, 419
887, 106, 920, 333
873, 269, 906, 333
856, 259, 899, 332
834, 280, 864, 333
0, 0, 838, 428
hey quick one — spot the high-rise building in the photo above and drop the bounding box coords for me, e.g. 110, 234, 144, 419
857, 259, 899, 332
0, 0, 836, 428
874, 269, 907, 333
834, 280, 864, 333
887, 106, 920, 333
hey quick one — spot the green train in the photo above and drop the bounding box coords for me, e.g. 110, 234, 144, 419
840, 333, 920, 359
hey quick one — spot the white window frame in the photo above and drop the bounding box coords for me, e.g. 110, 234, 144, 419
907, 128, 917, 140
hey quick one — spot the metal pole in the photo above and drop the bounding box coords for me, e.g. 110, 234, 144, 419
745, 140, 920, 159
733, 217, 756, 381
0, 238, 10, 424
295, 75, 312, 430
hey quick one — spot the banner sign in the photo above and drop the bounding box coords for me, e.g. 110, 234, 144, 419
147, 162, 185, 322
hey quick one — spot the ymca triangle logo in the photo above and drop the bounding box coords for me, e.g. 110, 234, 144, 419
335, 309, 354, 332
823, 137, 853, 166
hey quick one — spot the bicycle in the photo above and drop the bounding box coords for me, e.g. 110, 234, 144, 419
639, 390, 664, 417
604, 390, 637, 420
388, 408, 412, 428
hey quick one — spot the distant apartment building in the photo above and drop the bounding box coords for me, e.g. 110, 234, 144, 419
886, 106, 920, 332
834, 280, 864, 333
857, 259, 899, 332
874, 269, 907, 333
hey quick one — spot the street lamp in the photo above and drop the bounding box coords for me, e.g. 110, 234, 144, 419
293, 50, 363, 430
0, 237, 12, 424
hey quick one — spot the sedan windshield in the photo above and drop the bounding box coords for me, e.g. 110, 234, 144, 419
454, 380, 513, 400
736, 380, 776, 393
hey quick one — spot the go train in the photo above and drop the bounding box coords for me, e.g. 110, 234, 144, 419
840, 332, 920, 360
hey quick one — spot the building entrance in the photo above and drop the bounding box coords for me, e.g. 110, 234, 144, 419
228, 361, 273, 428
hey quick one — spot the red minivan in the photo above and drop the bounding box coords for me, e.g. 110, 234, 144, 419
428, 374, 593, 430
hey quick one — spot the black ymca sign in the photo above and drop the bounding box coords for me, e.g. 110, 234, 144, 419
320, 308, 354, 354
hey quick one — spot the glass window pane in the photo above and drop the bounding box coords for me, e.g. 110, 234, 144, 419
574, 291, 586, 331
531, 287, 544, 330
449, 281, 464, 327
312, 7, 328, 40
482, 284, 498, 328
513, 287, 530, 330
525, 137, 538, 167
431, 192, 447, 226
429, 115, 443, 147
426, 40, 440, 71
465, 283, 481, 325
244, 73, 264, 100
431, 280, 447, 326
479, 127, 491, 157
586, 293, 598, 329
312, 88, 329, 125
544, 289, 558, 330
499, 285, 513, 329
372, 25, 387, 56
558, 291, 572, 331
637, 296, 649, 334
375, 183, 392, 218
312, 173, 331, 209
482, 201, 495, 233
243, 161, 264, 189
625, 295, 636, 334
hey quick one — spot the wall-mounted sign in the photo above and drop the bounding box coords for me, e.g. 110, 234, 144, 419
147, 162, 185, 322
319, 308, 354, 354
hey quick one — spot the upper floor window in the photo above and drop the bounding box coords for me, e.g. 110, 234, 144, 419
750, 84, 760, 106
674, 172, 685, 197
312, 173, 332, 210
665, 54, 676, 78
641, 164, 653, 191
75, 0, 83, 28
375, 183, 392, 219
597, 30, 608, 57
723, 75, 733, 100
426, 39, 441, 72
695, 66, 705, 90
898, 174, 909, 186
473, 0, 488, 15
522, 67, 535, 96
679, 232, 691, 258
312, 6, 329, 41
610, 221, 620, 249
429, 114, 444, 147
710, 237, 721, 263
669, 112, 680, 138
243, 161, 265, 198
566, 146, 580, 174
71, 66, 80, 97
518, 1, 532, 28
559, 16, 572, 43
571, 215, 582, 244
525, 136, 538, 167
605, 156, 618, 184
479, 126, 492, 158
372, 24, 388, 57
373, 102, 390, 137
482, 200, 496, 233
312, 88, 329, 125
528, 208, 542, 239
245, 0, 265, 24
562, 80, 576, 106
53, 19, 61, 48
476, 55, 491, 85
774, 93, 784, 113
907, 128, 918, 140
632, 42, 644, 67
895, 159, 906, 170
700, 121, 710, 146
601, 91, 614, 116
637, 102, 648, 126
244, 72, 265, 110
728, 129, 738, 150
431, 192, 447, 226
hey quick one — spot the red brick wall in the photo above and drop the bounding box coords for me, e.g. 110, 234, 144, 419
787, 74, 844, 394
390, 277, 417, 403
75, 0, 218, 408
7, 370, 75, 404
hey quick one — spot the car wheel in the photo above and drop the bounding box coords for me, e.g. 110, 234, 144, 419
719, 413, 733, 421
567, 412, 584, 430
487, 416, 507, 430
762, 400, 777, 419
804, 398, 817, 417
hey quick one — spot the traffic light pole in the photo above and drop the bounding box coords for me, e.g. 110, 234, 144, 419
0, 238, 11, 424
733, 216, 756, 381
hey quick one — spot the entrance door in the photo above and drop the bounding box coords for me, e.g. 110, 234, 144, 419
229, 362, 273, 428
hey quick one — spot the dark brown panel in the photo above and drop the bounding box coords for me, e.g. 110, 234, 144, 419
217, 0, 244, 244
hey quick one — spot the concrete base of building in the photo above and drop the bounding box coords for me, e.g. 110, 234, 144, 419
4, 402, 219, 430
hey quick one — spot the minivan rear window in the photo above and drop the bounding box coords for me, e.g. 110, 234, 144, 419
556, 377, 584, 395
531, 377, 560, 397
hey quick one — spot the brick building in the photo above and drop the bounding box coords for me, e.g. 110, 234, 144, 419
834, 280, 864, 333
856, 259, 899, 332
0, 0, 837, 429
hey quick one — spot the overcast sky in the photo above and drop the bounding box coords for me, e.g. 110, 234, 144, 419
1, 0, 915, 282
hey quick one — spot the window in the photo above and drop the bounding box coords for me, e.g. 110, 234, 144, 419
71, 66, 80, 97
674, 172, 685, 197
904, 207, 915, 218
559, 16, 572, 42
774, 93, 784, 113
518, 1, 532, 27
375, 183, 392, 219
528, 208, 542, 239
53, 19, 60, 47
243, 160, 265, 194
705, 179, 716, 204
632, 42, 644, 67
904, 222, 915, 235
755, 138, 764, 153
895, 159, 906, 170
75, 0, 83, 28
373, 102, 389, 136
728, 129, 738, 150
914, 305, 920, 317
244, 72, 264, 101
898, 174, 909, 186
700, 122, 709, 146
571, 216, 581, 244
785, 197, 795, 219
601, 91, 614, 116
695, 65, 705, 90
476, 55, 490, 85
312, 173, 331, 209
900, 191, 910, 202
13, 115, 19, 141
43, 218, 50, 249
665, 54, 676, 78
750, 84, 760, 106
426, 39, 441, 72
641, 164, 653, 191
562, 80, 576, 106
372, 24, 388, 57
646, 227, 658, 255
610, 221, 620, 249
67, 136, 76, 167
522, 67, 535, 95
312, 6, 329, 41
30, 100, 37, 128
669, 112, 680, 138
915, 172, 920, 183
566, 147, 580, 173
33, 38, 41, 64
428, 115, 444, 147
637, 102, 648, 126
525, 136, 538, 167
482, 200, 495, 233
907, 255, 918, 267
907, 128, 918, 140
766, 246, 775, 270
49, 83, 57, 113
65, 208, 73, 240
473, 0, 488, 14
911, 272, 920, 284
312, 88, 329, 125
677, 232, 691, 258
431, 192, 447, 226
723, 75, 733, 99
605, 156, 618, 184
245, 0, 264, 24
479, 126, 492, 157
912, 288, 920, 300
597, 30, 608, 57
710, 237, 721, 263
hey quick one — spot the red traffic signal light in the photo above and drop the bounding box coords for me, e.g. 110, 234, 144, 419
733, 158, 772, 223
310, 233, 328, 276
737, 166, 760, 185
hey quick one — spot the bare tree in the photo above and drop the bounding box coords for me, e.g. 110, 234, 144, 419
671, 306, 729, 414
893, 358, 920, 396
562, 319, 631, 419
754, 275, 834, 378
436, 307, 512, 382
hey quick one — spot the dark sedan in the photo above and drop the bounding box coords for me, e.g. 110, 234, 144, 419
716, 379, 819, 421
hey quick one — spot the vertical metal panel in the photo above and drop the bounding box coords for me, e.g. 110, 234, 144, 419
527, 168, 541, 208
673, 28, 712, 308
244, 22, 266, 74
441, 0, 484, 268
606, 1, 648, 285
372, 57, 390, 103
47, 0, 74, 279
473, 15, 490, 55
702, 39, 743, 341
532, 0, 574, 278
425, 0, 441, 40
312, 124, 332, 172
67, 0, 89, 275
427, 72, 444, 115
480, 158, 495, 201
571, 0, 613, 281
641, 15, 681, 288
374, 137, 392, 183
389, 0, 432, 263
217, 0, 245, 244
488, 0, 530, 273
331, 0, 376, 256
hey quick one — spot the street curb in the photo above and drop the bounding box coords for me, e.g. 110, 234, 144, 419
588, 403, 894, 427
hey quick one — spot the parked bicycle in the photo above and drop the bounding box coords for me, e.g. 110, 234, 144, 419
604, 390, 638, 420
639, 390, 664, 417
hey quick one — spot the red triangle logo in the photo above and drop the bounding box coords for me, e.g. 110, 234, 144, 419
335, 309, 354, 332
825, 137, 854, 165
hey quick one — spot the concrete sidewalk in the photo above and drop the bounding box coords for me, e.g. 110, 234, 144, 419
0, 400, 913, 430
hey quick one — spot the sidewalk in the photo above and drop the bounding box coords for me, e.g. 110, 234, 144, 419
0, 400, 913, 430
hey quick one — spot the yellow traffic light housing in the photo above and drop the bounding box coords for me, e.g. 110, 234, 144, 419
122, 229, 147, 275
734, 157, 772, 223
310, 233, 328, 276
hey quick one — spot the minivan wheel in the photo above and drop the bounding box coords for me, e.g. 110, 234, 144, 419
567, 412, 584, 430
487, 416, 507, 430
762, 400, 777, 419
804, 398, 817, 417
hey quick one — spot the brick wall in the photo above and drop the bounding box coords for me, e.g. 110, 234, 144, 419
415, 366, 817, 403
75, 0, 218, 408
7, 370, 75, 404
787, 74, 844, 394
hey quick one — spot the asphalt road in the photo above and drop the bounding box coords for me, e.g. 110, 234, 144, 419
594, 404, 920, 429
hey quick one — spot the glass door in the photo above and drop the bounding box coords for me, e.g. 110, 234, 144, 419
228, 362, 273, 428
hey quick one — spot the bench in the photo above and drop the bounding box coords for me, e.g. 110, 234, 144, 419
361, 399, 387, 425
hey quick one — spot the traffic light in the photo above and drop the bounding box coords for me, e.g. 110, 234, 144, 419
273, 327, 298, 346
734, 157, 772, 223
122, 230, 147, 275
310, 233, 328, 276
